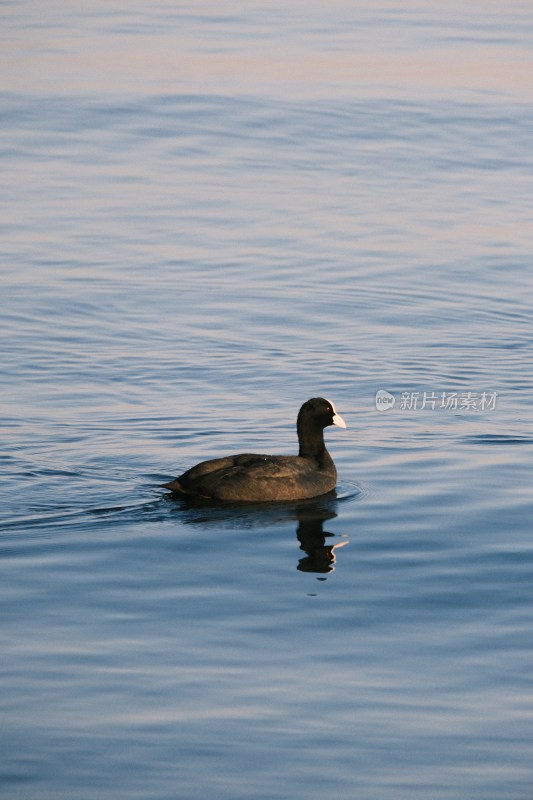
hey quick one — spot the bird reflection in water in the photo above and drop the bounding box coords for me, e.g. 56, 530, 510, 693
295, 507, 348, 574
163, 489, 350, 575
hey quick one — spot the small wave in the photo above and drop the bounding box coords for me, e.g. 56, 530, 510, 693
335, 479, 367, 502
462, 433, 533, 446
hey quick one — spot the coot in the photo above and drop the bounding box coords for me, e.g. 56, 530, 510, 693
162, 397, 346, 502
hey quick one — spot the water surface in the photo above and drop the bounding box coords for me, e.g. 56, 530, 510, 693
1, 2, 533, 799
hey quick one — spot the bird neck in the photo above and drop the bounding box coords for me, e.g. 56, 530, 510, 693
298, 422, 331, 468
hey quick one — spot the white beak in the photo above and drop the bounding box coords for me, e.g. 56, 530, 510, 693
332, 412, 346, 428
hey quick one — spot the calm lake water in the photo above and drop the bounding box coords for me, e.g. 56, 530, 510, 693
2, 2, 533, 798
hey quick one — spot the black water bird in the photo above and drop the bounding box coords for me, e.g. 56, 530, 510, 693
162, 397, 346, 502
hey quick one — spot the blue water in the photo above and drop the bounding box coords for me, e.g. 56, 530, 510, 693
2, 2, 533, 798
